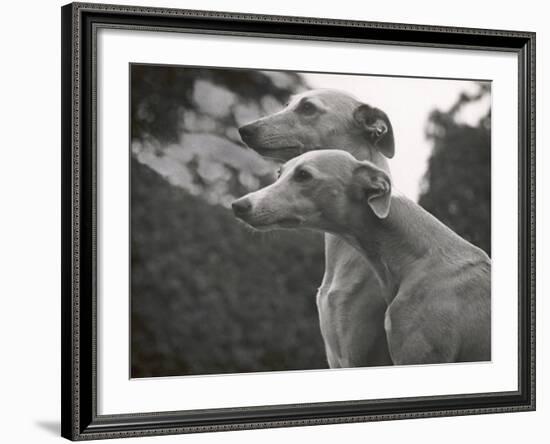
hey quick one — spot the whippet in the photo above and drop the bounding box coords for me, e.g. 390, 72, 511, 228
238, 89, 394, 367
232, 150, 491, 365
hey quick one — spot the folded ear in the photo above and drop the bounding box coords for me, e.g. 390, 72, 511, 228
353, 104, 395, 159
350, 162, 392, 219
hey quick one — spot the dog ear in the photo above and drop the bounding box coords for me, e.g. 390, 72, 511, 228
350, 162, 392, 219
353, 104, 395, 159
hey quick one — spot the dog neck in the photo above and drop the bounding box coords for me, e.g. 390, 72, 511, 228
356, 148, 390, 175
323, 138, 390, 175
336, 195, 440, 305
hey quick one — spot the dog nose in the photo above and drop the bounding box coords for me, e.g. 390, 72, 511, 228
232, 198, 252, 217
238, 124, 255, 143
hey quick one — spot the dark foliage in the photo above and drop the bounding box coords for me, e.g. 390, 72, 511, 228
131, 158, 327, 377
419, 84, 491, 256
130, 64, 323, 377
131, 64, 302, 143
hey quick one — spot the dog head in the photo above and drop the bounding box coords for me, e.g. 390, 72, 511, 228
238, 89, 395, 162
232, 150, 392, 233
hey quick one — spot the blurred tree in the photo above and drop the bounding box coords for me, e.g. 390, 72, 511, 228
131, 65, 307, 208
130, 65, 327, 377
131, 158, 326, 377
131, 65, 304, 143
419, 83, 491, 256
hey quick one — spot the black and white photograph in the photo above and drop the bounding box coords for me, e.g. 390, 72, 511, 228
130, 64, 492, 378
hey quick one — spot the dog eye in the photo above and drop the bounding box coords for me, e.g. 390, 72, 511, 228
299, 101, 317, 115
294, 168, 313, 182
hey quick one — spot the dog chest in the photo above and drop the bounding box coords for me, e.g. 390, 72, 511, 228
316, 283, 372, 368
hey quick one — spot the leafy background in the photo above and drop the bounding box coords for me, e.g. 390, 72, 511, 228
130, 64, 491, 378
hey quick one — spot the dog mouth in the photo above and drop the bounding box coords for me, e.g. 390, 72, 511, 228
274, 216, 303, 228
238, 215, 303, 230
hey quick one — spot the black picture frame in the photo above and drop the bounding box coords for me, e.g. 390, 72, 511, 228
61, 2, 536, 440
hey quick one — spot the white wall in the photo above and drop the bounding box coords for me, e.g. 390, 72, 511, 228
0, 0, 545, 443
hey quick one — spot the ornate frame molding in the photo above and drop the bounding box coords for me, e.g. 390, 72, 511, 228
61, 3, 535, 440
